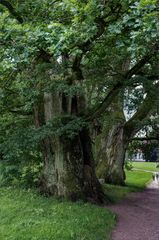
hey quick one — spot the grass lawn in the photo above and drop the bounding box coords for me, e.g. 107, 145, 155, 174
0, 187, 115, 240
132, 161, 159, 172
0, 162, 155, 239
105, 169, 152, 203
126, 170, 152, 188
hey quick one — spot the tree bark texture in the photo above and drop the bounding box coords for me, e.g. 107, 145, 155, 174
35, 91, 105, 203
96, 122, 127, 185
96, 96, 127, 185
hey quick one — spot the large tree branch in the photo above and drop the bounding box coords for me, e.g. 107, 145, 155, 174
72, 3, 123, 73
87, 81, 122, 120
124, 82, 159, 137
124, 55, 152, 79
87, 52, 157, 120
77, 4, 123, 55
0, 0, 23, 23
130, 136, 159, 142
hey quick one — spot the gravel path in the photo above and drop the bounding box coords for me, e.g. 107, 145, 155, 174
109, 180, 159, 240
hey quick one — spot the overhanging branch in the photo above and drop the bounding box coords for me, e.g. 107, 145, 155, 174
72, 3, 123, 72
87, 52, 157, 121
124, 82, 159, 136
87, 81, 122, 120
130, 137, 159, 142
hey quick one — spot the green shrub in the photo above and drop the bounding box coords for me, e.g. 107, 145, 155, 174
0, 163, 20, 186
125, 160, 133, 171
20, 163, 43, 187
0, 161, 43, 188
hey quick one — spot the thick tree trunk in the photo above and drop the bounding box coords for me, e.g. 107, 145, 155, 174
40, 129, 105, 203
96, 122, 128, 185
96, 94, 127, 185
35, 92, 105, 203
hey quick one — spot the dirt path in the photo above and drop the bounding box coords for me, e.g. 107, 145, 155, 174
109, 180, 159, 240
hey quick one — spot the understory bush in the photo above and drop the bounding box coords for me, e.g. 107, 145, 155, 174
0, 161, 43, 188
125, 160, 133, 171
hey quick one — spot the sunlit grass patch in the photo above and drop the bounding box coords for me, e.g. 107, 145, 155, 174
0, 187, 115, 240
104, 170, 152, 203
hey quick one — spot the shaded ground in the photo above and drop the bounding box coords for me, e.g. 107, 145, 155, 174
109, 180, 159, 240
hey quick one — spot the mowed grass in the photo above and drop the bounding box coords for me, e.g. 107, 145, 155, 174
126, 170, 152, 188
0, 162, 155, 239
0, 187, 115, 240
132, 161, 159, 172
105, 169, 152, 203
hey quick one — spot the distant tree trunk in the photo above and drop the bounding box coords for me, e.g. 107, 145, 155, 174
96, 122, 128, 185
34, 91, 105, 203
96, 95, 127, 185
96, 82, 159, 185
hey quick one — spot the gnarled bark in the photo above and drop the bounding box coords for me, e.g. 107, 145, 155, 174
35, 92, 105, 203
40, 128, 105, 203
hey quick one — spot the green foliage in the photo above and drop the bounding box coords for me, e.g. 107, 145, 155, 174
0, 163, 19, 186
125, 160, 133, 171
0, 161, 43, 188
34, 116, 88, 140
20, 163, 43, 187
128, 139, 159, 162
0, 114, 43, 188
0, 0, 158, 199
